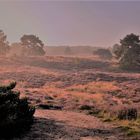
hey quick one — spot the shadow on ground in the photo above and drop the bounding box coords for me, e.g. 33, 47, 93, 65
14, 117, 114, 140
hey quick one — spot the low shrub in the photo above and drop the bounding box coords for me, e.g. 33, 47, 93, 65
79, 105, 92, 110
117, 107, 137, 120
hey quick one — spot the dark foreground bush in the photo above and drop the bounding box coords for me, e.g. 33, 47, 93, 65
118, 107, 137, 120
0, 82, 35, 138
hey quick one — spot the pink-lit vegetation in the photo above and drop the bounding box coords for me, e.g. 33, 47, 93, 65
0, 52, 140, 139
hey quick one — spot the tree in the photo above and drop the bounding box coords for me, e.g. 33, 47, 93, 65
112, 44, 123, 59
20, 35, 45, 56
112, 33, 140, 70
0, 30, 9, 55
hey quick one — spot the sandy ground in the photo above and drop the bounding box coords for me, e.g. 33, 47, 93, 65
13, 109, 120, 140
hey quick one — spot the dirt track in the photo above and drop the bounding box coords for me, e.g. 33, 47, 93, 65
13, 109, 119, 140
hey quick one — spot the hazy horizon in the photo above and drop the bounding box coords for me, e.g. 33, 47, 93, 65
0, 1, 140, 47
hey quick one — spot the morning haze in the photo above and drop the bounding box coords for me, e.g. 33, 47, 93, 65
0, 1, 140, 47
0, 1, 140, 139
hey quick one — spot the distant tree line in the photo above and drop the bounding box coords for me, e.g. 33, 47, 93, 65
0, 30, 46, 56
0, 30, 139, 70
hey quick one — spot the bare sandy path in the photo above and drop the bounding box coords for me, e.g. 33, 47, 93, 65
35, 110, 112, 130
12, 109, 121, 140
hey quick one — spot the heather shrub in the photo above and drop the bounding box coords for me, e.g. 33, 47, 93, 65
117, 107, 137, 120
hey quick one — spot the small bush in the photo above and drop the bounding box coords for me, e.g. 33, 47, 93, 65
0, 82, 35, 138
79, 105, 92, 110
117, 108, 137, 120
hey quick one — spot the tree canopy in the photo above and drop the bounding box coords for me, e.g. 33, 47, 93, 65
20, 35, 46, 56
112, 33, 140, 70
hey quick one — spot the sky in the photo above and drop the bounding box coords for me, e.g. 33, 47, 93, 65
0, 1, 140, 47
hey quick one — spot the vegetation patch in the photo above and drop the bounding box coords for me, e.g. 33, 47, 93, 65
118, 125, 140, 137
79, 105, 93, 110
117, 107, 137, 120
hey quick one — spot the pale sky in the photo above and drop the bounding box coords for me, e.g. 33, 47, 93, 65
0, 1, 140, 47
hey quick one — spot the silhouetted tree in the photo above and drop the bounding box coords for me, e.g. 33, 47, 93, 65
0, 30, 9, 55
20, 35, 45, 56
113, 33, 140, 70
